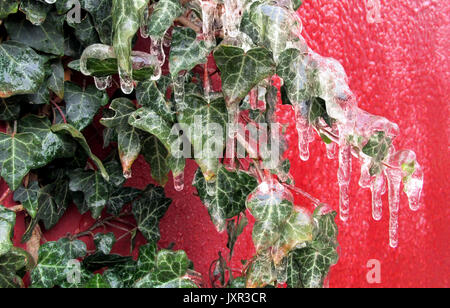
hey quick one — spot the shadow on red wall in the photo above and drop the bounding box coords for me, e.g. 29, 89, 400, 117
2, 0, 449, 288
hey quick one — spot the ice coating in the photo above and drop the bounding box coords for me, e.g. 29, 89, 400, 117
370, 173, 385, 221
118, 69, 134, 94
337, 140, 352, 222
385, 168, 402, 248
173, 172, 185, 192
173, 74, 186, 111
44, 0, 56, 3
293, 104, 311, 161
94, 76, 112, 91
200, 0, 217, 49
223, 0, 243, 38
80, 44, 116, 76
149, 36, 165, 81
249, 88, 258, 110
140, 6, 150, 39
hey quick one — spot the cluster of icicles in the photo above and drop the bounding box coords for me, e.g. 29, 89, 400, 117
76, 0, 423, 248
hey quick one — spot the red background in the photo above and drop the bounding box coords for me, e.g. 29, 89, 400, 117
2, 0, 449, 288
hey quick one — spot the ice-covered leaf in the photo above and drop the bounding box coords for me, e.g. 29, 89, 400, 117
94, 233, 116, 255
132, 185, 172, 242
103, 259, 137, 288
112, 0, 149, 80
141, 134, 169, 186
177, 94, 228, 181
69, 169, 110, 219
147, 0, 182, 39
0, 132, 41, 190
135, 78, 175, 123
214, 45, 276, 106
295, 246, 338, 289
0, 0, 19, 19
81, 0, 113, 45
5, 12, 65, 55
51, 123, 109, 181
0, 247, 33, 288
0, 206, 15, 257
68, 14, 100, 47
57, 237, 87, 259
362, 131, 392, 163
246, 251, 276, 288
19, 0, 52, 25
311, 207, 339, 250
0, 41, 47, 98
31, 241, 69, 288
13, 180, 40, 218
286, 252, 302, 288
64, 82, 109, 131
193, 166, 258, 232
169, 27, 210, 76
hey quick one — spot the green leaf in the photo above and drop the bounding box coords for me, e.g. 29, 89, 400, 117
13, 181, 40, 218
5, 12, 65, 55
0, 132, 41, 190
64, 82, 109, 131
134, 249, 194, 288
68, 14, 100, 47
292, 0, 303, 10
142, 134, 170, 186
104, 159, 126, 187
135, 242, 157, 279
169, 27, 211, 76
84, 273, 111, 288
81, 0, 113, 45
286, 252, 302, 288
18, 115, 76, 168
177, 94, 228, 181
57, 237, 87, 259
112, 0, 149, 79
362, 131, 392, 162
47, 60, 65, 99
147, 0, 182, 39
19, 0, 52, 25
94, 232, 116, 255
103, 259, 137, 288
0, 0, 19, 19
193, 166, 258, 232
0, 98, 21, 121
309, 97, 332, 126
0, 41, 47, 98
0, 206, 15, 257
132, 184, 172, 242
295, 246, 338, 288
245, 251, 276, 288
51, 123, 109, 181
31, 241, 69, 288
240, 11, 261, 45
311, 207, 339, 250
0, 247, 33, 288
214, 45, 276, 106
106, 186, 141, 216
69, 169, 110, 219
135, 77, 175, 123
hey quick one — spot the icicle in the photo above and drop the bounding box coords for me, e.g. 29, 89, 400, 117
370, 173, 385, 221
337, 138, 352, 222
80, 44, 115, 76
249, 88, 258, 110
173, 172, 185, 192
293, 104, 311, 161
404, 162, 423, 211
140, 6, 149, 38
358, 157, 372, 188
200, 0, 217, 48
222, 0, 243, 38
149, 36, 165, 81
173, 74, 186, 111
118, 68, 134, 95
227, 103, 240, 138
325, 142, 337, 160
94, 76, 112, 91
44, 0, 56, 3
385, 168, 402, 248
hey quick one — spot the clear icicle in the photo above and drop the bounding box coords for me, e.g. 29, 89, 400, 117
359, 157, 372, 188
325, 142, 337, 159
404, 163, 424, 211
118, 68, 134, 95
200, 0, 217, 48
80, 44, 115, 76
370, 173, 385, 221
385, 168, 402, 248
94, 76, 112, 91
338, 140, 352, 222
140, 6, 149, 38
293, 104, 311, 161
173, 172, 185, 192
150, 37, 165, 66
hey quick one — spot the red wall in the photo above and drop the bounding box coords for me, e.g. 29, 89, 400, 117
2, 0, 449, 288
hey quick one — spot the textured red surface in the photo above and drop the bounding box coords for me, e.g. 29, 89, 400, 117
2, 0, 449, 288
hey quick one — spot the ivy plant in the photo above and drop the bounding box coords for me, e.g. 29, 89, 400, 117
0, 0, 423, 288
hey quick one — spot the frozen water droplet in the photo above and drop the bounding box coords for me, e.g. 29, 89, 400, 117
94, 76, 112, 91
174, 172, 185, 192
385, 168, 402, 248
370, 173, 385, 221
206, 181, 216, 197
150, 36, 165, 66
200, 1, 217, 49
119, 70, 134, 94
123, 169, 132, 180
359, 157, 372, 188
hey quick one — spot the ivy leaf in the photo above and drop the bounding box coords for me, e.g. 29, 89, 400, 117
94, 233, 116, 255
214, 45, 276, 106
36, 180, 71, 231
240, 11, 261, 45
142, 134, 170, 186
193, 166, 258, 232
128, 107, 177, 153
112, 0, 149, 80
169, 27, 211, 76
19, 0, 52, 25
0, 0, 18, 19
51, 123, 109, 181
0, 41, 47, 98
18, 115, 76, 168
132, 185, 172, 242
81, 0, 113, 45
64, 82, 109, 131
362, 131, 392, 163
295, 246, 338, 288
103, 259, 137, 288
0, 206, 15, 257
272, 209, 313, 264
135, 242, 157, 279
69, 169, 110, 219
309, 97, 332, 127
135, 78, 175, 124
5, 12, 65, 55
106, 186, 141, 216
0, 247, 33, 288
177, 94, 228, 181
286, 252, 302, 288
13, 181, 40, 218
84, 273, 111, 288
0, 132, 41, 190
134, 250, 195, 288
0, 98, 21, 121
68, 14, 100, 47
47, 60, 65, 99
104, 159, 126, 187
147, 0, 182, 39
31, 241, 69, 288
245, 251, 276, 288
292, 0, 303, 10
57, 238, 87, 259
311, 207, 339, 250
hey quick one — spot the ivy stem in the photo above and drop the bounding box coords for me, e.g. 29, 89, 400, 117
282, 183, 323, 207
115, 227, 137, 242
51, 99, 67, 124
71, 213, 131, 240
